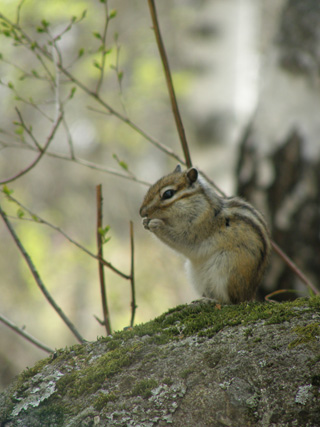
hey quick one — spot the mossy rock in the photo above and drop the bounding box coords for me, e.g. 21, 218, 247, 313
1, 297, 320, 426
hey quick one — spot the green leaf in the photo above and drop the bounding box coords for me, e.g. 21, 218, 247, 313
93, 61, 101, 70
113, 154, 128, 171
69, 87, 77, 99
93, 32, 102, 40
104, 48, 112, 56
118, 71, 123, 82
98, 225, 111, 244
7, 81, 14, 89
98, 225, 110, 236
17, 208, 25, 218
80, 10, 87, 20
78, 48, 85, 58
109, 9, 117, 19
41, 19, 50, 28
14, 126, 24, 136
2, 185, 14, 196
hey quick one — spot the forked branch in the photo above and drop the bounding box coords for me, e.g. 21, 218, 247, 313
0, 112, 63, 185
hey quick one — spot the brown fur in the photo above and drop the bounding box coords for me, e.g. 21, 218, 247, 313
140, 167, 271, 304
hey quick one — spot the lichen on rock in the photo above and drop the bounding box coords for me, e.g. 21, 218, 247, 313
0, 297, 319, 426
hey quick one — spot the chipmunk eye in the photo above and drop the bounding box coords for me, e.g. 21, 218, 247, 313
162, 189, 175, 200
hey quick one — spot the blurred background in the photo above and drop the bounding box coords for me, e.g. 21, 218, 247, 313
0, 0, 319, 389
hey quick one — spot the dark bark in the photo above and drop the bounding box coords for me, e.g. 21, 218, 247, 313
236, 0, 320, 298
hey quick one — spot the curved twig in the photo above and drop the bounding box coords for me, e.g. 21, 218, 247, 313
0, 112, 63, 185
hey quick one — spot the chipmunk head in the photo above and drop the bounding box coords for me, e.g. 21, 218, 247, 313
139, 165, 201, 220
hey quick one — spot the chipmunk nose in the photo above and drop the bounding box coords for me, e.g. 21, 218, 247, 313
139, 206, 147, 217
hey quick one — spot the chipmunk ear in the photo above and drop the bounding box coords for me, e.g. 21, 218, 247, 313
173, 164, 182, 173
187, 167, 198, 184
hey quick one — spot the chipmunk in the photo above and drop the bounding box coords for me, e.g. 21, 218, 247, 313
139, 165, 271, 304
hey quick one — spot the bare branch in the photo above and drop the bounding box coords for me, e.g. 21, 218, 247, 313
0, 204, 86, 344
0, 112, 63, 185
2, 192, 131, 280
16, 0, 26, 26
129, 221, 137, 328
147, 0, 192, 168
15, 107, 42, 149
95, 1, 111, 94
96, 184, 112, 335
1, 139, 150, 186
271, 241, 319, 295
0, 313, 54, 353
0, 13, 185, 164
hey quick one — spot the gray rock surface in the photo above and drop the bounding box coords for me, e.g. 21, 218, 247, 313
0, 298, 319, 426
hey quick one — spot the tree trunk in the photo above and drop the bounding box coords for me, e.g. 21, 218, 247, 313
236, 0, 320, 299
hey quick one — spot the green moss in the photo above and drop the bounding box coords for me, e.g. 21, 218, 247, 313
3, 296, 319, 422
95, 297, 319, 346
93, 391, 118, 411
56, 343, 143, 398
19, 357, 50, 382
32, 404, 65, 425
288, 322, 320, 349
163, 377, 174, 386
180, 367, 195, 379
131, 378, 158, 399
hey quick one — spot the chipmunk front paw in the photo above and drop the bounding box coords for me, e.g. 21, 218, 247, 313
142, 218, 164, 232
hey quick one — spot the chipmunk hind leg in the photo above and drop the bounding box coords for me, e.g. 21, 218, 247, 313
227, 257, 260, 304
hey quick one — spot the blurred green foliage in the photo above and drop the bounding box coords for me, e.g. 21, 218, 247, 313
0, 0, 197, 388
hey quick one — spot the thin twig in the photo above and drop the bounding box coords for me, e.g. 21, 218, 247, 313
86, 105, 183, 164
15, 107, 42, 149
0, 112, 63, 185
0, 140, 150, 186
271, 241, 319, 295
62, 117, 76, 159
2, 192, 131, 280
147, 0, 192, 168
95, 1, 110, 94
96, 184, 112, 335
0, 313, 54, 353
16, 0, 26, 25
0, 205, 85, 344
129, 221, 137, 327
264, 289, 299, 303
0, 13, 184, 164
